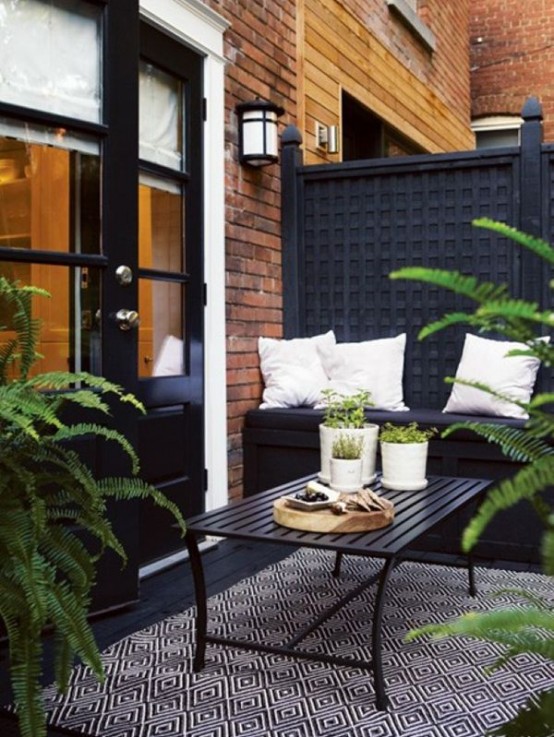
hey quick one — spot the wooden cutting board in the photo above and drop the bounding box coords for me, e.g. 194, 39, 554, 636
273, 497, 395, 533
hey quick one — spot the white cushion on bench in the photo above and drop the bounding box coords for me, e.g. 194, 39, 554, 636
258, 331, 335, 409
317, 333, 409, 411
443, 333, 546, 419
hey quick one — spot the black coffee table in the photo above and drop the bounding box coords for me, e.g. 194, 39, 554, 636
185, 474, 492, 710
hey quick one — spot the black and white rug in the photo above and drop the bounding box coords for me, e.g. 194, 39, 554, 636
43, 549, 553, 737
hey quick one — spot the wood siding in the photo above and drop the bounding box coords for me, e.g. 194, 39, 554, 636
301, 0, 474, 164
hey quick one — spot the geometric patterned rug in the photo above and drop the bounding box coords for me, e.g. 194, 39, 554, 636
42, 548, 554, 737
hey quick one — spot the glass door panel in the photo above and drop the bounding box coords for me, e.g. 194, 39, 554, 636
0, 122, 101, 254
138, 176, 184, 271
138, 279, 184, 377
0, 262, 101, 377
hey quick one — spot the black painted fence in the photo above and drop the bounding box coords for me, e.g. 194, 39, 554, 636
281, 98, 553, 409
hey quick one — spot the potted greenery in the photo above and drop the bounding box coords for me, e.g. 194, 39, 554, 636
0, 277, 187, 737
329, 433, 364, 492
392, 217, 554, 736
379, 422, 437, 490
319, 388, 378, 485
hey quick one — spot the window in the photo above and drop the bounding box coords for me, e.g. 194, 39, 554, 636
471, 116, 522, 149
386, 0, 436, 52
342, 92, 424, 161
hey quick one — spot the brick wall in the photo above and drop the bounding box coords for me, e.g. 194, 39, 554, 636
470, 0, 554, 141
205, 0, 297, 500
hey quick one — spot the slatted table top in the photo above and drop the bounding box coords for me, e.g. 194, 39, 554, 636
187, 475, 493, 558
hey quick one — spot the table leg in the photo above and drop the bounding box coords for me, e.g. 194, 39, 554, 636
333, 552, 343, 577
372, 557, 396, 711
185, 529, 207, 671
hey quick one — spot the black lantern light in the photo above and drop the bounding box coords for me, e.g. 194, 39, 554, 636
236, 99, 285, 167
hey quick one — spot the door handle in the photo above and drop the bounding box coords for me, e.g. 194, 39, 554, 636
115, 309, 140, 331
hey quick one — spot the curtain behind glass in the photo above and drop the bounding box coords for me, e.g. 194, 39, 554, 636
0, 0, 101, 122
139, 60, 183, 170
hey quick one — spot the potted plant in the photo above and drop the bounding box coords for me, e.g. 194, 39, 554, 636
329, 433, 364, 492
319, 388, 378, 485
0, 277, 187, 737
379, 422, 437, 490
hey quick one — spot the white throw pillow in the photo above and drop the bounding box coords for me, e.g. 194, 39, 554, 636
317, 333, 409, 411
443, 333, 547, 419
258, 331, 335, 408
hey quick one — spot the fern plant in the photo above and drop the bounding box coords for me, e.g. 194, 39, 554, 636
0, 277, 186, 737
391, 218, 554, 736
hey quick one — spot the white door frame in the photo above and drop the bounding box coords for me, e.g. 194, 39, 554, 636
140, 0, 229, 513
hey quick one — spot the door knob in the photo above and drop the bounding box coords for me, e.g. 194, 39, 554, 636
115, 309, 140, 331
115, 265, 133, 286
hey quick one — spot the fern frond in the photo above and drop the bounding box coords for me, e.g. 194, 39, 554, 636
0, 338, 18, 381
417, 312, 483, 339
46, 581, 104, 680
390, 267, 509, 303
26, 371, 145, 412
473, 217, 554, 266
39, 526, 95, 593
525, 411, 554, 440
98, 478, 187, 536
542, 522, 554, 576
442, 422, 554, 462
52, 423, 140, 474
476, 299, 554, 327
0, 277, 49, 382
443, 376, 530, 416
489, 689, 554, 737
462, 456, 554, 551
10, 633, 46, 737
53, 632, 73, 695
529, 393, 554, 409
407, 605, 554, 648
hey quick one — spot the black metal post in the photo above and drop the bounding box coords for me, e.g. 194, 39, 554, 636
281, 125, 304, 338
519, 96, 544, 302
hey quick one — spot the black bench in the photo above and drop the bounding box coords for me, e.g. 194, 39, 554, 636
243, 406, 547, 563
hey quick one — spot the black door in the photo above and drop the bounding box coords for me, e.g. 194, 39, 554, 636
135, 24, 205, 565
0, 2, 205, 606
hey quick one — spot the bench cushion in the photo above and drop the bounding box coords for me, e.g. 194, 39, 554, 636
245, 407, 525, 440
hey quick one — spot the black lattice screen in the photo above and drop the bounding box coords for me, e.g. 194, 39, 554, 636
298, 155, 530, 408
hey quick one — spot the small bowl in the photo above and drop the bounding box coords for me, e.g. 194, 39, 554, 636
283, 488, 339, 512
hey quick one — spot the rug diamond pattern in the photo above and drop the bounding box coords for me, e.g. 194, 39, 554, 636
41, 548, 552, 737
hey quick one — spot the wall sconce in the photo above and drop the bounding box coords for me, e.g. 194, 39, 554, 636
236, 99, 285, 167
315, 122, 340, 154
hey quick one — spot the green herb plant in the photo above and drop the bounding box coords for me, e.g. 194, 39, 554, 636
0, 277, 187, 737
321, 388, 372, 428
331, 433, 364, 459
379, 422, 437, 444
391, 218, 554, 736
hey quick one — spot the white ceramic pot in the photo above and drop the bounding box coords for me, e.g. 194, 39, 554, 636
380, 441, 429, 491
319, 424, 379, 485
329, 457, 363, 493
